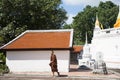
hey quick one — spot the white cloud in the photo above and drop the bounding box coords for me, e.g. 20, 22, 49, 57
63, 0, 82, 6
63, 0, 100, 6
66, 14, 76, 24
63, 0, 120, 6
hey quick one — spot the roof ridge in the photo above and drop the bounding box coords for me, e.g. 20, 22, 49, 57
26, 29, 73, 32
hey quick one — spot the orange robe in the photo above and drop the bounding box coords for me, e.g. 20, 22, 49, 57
49, 54, 58, 72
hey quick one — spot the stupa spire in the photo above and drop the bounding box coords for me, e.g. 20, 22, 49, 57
85, 32, 88, 45
95, 14, 100, 27
94, 13, 102, 30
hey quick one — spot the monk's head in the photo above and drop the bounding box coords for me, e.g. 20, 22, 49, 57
51, 50, 54, 55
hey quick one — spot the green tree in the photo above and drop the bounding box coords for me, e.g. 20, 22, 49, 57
98, 1, 118, 28
0, 0, 67, 45
72, 5, 97, 44
63, 23, 72, 29
71, 1, 118, 45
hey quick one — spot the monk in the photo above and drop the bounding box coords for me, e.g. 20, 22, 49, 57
49, 50, 60, 77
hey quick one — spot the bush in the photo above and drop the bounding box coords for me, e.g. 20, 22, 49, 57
0, 53, 9, 74
0, 53, 5, 62
0, 64, 9, 74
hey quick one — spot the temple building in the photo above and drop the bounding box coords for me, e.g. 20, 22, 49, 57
0, 29, 73, 73
87, 6, 120, 69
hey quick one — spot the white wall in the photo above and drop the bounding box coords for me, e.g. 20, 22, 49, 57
90, 28, 120, 69
6, 50, 70, 73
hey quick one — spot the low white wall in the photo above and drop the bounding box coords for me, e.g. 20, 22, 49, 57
6, 50, 70, 73
106, 62, 120, 69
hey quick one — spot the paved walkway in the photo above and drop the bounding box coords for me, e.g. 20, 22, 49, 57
0, 64, 120, 80
69, 65, 120, 78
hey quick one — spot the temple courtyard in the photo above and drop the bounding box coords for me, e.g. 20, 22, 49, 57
0, 64, 120, 80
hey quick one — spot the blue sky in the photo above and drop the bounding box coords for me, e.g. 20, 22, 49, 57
61, 0, 120, 24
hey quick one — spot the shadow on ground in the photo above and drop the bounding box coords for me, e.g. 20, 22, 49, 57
59, 75, 68, 77
70, 65, 92, 72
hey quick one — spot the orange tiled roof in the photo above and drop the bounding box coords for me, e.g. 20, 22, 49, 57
1, 29, 73, 50
73, 45, 83, 53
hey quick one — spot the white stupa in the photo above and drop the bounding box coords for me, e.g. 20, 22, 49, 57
78, 33, 91, 67
90, 6, 120, 69
82, 33, 91, 60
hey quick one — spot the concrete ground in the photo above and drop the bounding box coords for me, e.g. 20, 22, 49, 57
0, 64, 120, 80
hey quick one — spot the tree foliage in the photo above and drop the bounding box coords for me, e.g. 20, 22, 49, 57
65, 1, 118, 45
73, 5, 97, 44
98, 1, 118, 28
0, 0, 67, 45
0, 53, 5, 62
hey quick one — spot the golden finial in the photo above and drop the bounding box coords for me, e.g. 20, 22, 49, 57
95, 13, 100, 27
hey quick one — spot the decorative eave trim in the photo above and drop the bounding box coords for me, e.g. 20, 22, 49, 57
0, 31, 27, 49
1, 47, 73, 51
69, 29, 74, 47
